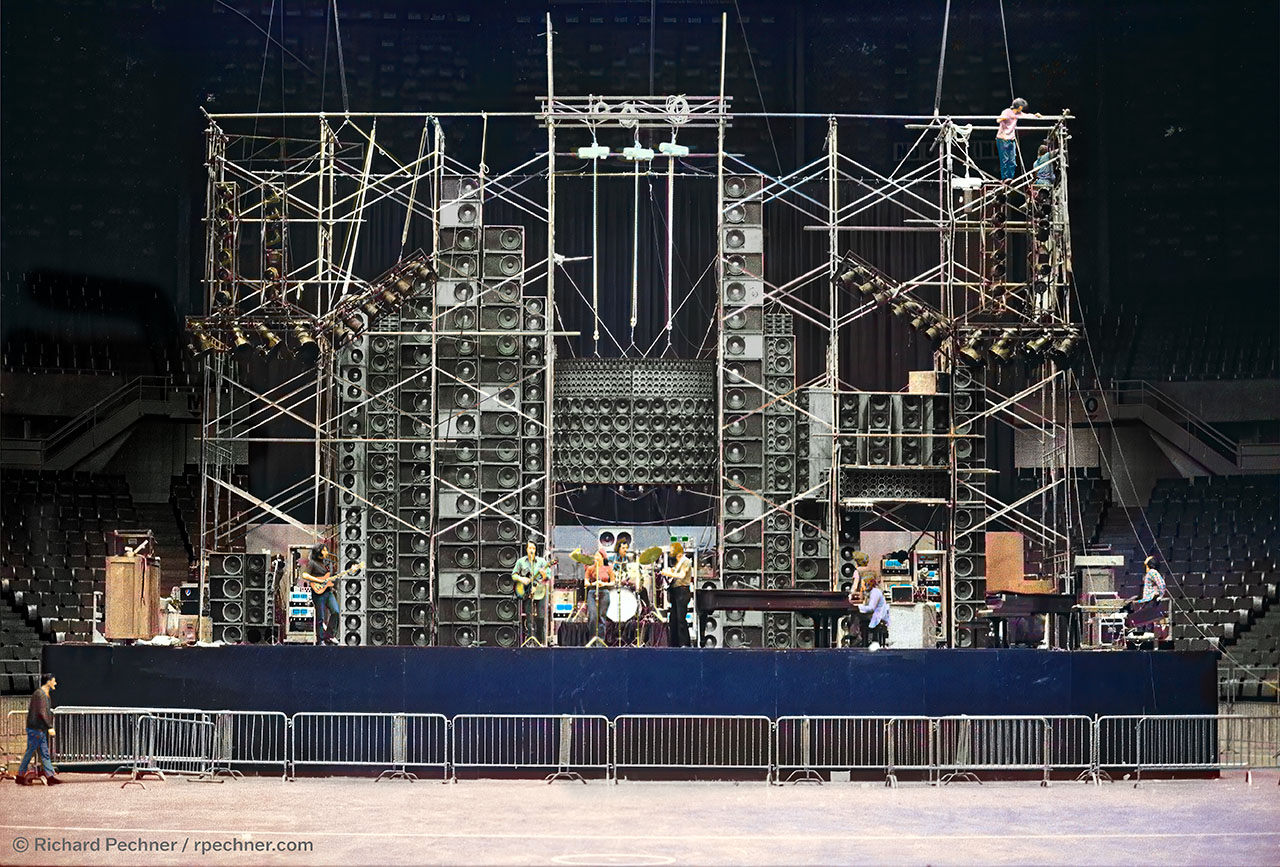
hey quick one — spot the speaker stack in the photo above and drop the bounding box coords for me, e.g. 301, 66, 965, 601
552, 360, 716, 486
208, 552, 245, 644
242, 553, 271, 644
983, 186, 1009, 288
836, 392, 950, 501
335, 328, 371, 646
951, 365, 988, 647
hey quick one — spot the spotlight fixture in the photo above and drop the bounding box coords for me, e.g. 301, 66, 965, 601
230, 325, 254, 361
1026, 331, 1054, 354
1048, 333, 1080, 361
342, 310, 364, 335
292, 322, 320, 366
959, 333, 986, 366
410, 261, 435, 291
360, 296, 382, 319
330, 319, 353, 347
188, 323, 216, 357
255, 323, 282, 358
989, 329, 1018, 362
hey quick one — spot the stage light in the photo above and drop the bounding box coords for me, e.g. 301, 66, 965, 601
330, 319, 352, 347
410, 261, 435, 292
360, 296, 381, 319
658, 141, 690, 157
255, 323, 282, 358
622, 145, 655, 161
577, 144, 610, 160
1026, 331, 1054, 354
230, 325, 254, 361
292, 322, 320, 366
1049, 333, 1080, 360
188, 323, 216, 357
989, 329, 1018, 362
959, 333, 985, 366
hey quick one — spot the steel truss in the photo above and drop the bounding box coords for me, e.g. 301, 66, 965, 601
191, 13, 1080, 648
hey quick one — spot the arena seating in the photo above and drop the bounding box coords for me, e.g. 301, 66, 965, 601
1125, 476, 1279, 656
1014, 468, 1110, 575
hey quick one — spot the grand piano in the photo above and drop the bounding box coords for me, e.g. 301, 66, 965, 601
695, 588, 855, 648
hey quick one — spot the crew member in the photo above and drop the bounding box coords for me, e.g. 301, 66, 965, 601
16, 674, 61, 786
661, 542, 694, 647
995, 98, 1042, 181
511, 540, 549, 644
1033, 144, 1056, 188
306, 543, 340, 646
852, 574, 890, 648
1123, 556, 1168, 614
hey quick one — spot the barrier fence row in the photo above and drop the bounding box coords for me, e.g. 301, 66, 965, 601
16, 708, 1277, 785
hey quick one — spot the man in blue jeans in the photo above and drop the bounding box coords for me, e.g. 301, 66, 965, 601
305, 543, 341, 645
995, 98, 1041, 181
16, 673, 61, 785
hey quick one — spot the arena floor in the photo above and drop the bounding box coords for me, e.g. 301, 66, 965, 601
0, 773, 1277, 865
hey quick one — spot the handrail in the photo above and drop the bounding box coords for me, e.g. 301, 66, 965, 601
43, 375, 194, 458
1106, 379, 1239, 464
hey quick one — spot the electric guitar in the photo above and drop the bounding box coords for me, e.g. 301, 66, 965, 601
302, 561, 366, 594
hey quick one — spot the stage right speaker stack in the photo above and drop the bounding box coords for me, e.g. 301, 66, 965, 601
950, 365, 988, 647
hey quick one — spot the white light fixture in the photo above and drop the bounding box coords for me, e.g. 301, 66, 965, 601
577, 144, 610, 160
622, 145, 654, 161
658, 141, 690, 157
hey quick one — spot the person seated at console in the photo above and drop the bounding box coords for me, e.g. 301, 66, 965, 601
851, 574, 890, 648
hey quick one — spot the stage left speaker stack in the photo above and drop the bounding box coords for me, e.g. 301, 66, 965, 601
207, 552, 245, 644
335, 317, 370, 646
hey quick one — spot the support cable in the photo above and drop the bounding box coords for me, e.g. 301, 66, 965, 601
330, 0, 350, 114
732, 0, 783, 175
933, 0, 953, 116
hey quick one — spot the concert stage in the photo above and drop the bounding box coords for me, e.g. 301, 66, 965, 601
44, 645, 1216, 718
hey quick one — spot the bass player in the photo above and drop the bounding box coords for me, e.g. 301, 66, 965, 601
305, 543, 341, 646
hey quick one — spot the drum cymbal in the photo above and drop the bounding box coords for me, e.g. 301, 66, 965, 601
637, 545, 663, 566
570, 550, 595, 565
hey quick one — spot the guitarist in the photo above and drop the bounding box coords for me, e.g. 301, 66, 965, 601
305, 543, 340, 646
511, 541, 549, 644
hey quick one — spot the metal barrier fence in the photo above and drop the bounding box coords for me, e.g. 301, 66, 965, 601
211, 711, 290, 780
12, 709, 1277, 784
129, 713, 215, 784
451, 714, 610, 781
613, 715, 773, 780
289, 712, 449, 780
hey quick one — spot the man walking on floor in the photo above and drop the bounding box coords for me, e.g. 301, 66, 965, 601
996, 98, 1041, 182
16, 673, 62, 785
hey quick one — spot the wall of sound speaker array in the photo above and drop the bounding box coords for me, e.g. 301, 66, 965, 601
552, 359, 717, 486
207, 552, 246, 644
951, 365, 988, 647
836, 392, 950, 469
335, 327, 371, 646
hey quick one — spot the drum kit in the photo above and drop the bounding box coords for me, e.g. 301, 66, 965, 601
570, 545, 668, 645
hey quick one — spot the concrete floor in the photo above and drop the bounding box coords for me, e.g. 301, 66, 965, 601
1, 773, 1278, 865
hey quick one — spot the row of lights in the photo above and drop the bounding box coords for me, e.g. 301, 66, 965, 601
188, 253, 435, 365
836, 254, 950, 341
321, 254, 436, 348
955, 327, 1081, 367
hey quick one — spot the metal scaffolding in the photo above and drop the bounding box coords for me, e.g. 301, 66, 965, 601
189, 12, 1082, 647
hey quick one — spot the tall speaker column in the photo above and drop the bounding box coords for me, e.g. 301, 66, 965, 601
950, 365, 988, 647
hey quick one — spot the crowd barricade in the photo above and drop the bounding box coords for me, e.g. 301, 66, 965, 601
1047, 715, 1097, 782
612, 715, 772, 781
128, 713, 216, 784
52, 706, 204, 774
396, 713, 450, 781
935, 716, 1052, 785
450, 714, 610, 781
4, 709, 27, 767
210, 711, 290, 780
23, 709, 1280, 785
774, 716, 934, 785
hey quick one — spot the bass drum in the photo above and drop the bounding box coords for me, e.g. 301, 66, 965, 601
606, 587, 639, 623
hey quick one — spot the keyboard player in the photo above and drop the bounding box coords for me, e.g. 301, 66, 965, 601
850, 574, 890, 647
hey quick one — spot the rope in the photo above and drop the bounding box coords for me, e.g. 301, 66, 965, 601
630, 156, 640, 349
997, 0, 1015, 99
732, 0, 783, 175
933, 0, 953, 115
330, 0, 350, 113
591, 150, 600, 355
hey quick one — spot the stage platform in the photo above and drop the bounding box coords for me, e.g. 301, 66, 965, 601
44, 645, 1216, 718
